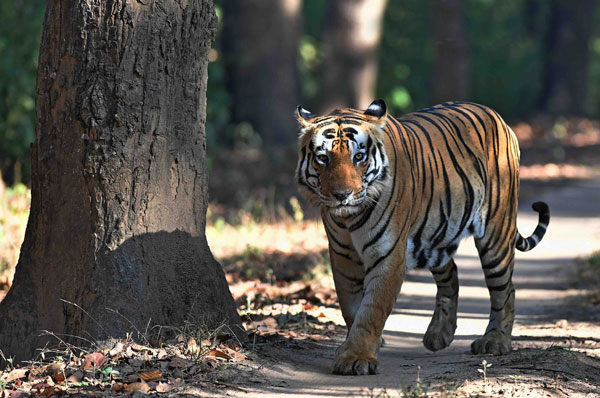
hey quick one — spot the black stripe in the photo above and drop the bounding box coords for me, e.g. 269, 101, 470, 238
331, 246, 352, 261
365, 234, 403, 275
487, 280, 511, 292
481, 245, 510, 269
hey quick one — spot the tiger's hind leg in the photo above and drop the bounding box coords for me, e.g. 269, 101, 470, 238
423, 258, 459, 351
472, 233, 516, 355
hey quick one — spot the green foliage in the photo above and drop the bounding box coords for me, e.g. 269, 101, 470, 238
465, 0, 551, 118
0, 0, 45, 183
378, 0, 553, 119
205, 2, 232, 152
298, 1, 327, 109
378, 1, 434, 115
2, 0, 600, 183
587, 249, 600, 268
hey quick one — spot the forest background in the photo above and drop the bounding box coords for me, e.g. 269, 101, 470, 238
1, 0, 599, 186
2, 0, 600, 299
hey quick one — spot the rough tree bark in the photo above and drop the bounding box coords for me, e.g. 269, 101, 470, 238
221, 0, 302, 147
431, 0, 469, 104
319, 0, 388, 112
538, 0, 598, 116
0, 0, 243, 363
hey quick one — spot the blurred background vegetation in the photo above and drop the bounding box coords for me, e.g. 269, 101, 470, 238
1, 0, 600, 314
1, 0, 600, 216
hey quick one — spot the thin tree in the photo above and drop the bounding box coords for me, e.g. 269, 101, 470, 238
0, 0, 242, 363
319, 0, 388, 112
538, 0, 598, 116
221, 0, 302, 147
431, 0, 469, 104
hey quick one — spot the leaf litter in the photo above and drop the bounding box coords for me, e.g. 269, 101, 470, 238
0, 331, 250, 397
0, 241, 349, 397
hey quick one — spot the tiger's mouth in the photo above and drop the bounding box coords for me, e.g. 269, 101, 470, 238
320, 190, 367, 211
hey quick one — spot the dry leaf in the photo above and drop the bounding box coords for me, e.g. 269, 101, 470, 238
186, 338, 199, 355
0, 368, 28, 383
224, 349, 246, 362
138, 370, 162, 382
47, 362, 64, 376
31, 382, 52, 391
130, 343, 149, 352
124, 381, 150, 393
169, 357, 192, 368
53, 372, 65, 384
112, 382, 124, 392
109, 341, 125, 356
82, 352, 108, 370
41, 386, 55, 396
28, 365, 48, 381
205, 349, 232, 361
167, 377, 184, 388
67, 371, 83, 383
157, 349, 168, 360
155, 382, 173, 393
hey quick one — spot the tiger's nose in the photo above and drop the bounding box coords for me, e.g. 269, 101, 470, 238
332, 189, 353, 201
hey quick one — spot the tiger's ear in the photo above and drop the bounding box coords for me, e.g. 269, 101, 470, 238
296, 105, 317, 129
363, 99, 387, 128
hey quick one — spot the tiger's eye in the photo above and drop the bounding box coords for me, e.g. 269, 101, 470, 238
354, 152, 365, 162
317, 154, 329, 164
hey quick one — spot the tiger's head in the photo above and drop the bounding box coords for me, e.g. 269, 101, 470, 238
295, 99, 390, 217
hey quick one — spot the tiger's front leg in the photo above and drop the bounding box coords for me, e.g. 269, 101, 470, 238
329, 246, 365, 333
332, 242, 406, 375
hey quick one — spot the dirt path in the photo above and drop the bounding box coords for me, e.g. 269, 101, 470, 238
197, 179, 600, 398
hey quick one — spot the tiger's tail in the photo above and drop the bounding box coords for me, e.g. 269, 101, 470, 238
516, 202, 550, 252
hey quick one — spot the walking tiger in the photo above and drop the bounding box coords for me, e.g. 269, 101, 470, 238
295, 99, 549, 375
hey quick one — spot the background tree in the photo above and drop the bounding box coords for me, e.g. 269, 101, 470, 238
538, 0, 598, 116
221, 0, 302, 148
431, 0, 469, 103
318, 0, 388, 112
0, 0, 242, 362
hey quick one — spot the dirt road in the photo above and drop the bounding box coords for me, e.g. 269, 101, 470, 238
200, 179, 600, 398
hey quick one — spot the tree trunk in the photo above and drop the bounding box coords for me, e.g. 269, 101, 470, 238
538, 0, 598, 116
221, 0, 302, 147
431, 0, 469, 104
318, 0, 388, 112
0, 0, 243, 363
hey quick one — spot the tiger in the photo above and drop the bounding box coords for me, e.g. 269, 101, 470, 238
295, 99, 549, 375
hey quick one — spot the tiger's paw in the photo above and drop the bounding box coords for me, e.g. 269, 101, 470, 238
332, 354, 379, 375
423, 320, 456, 351
471, 330, 511, 355
423, 299, 457, 351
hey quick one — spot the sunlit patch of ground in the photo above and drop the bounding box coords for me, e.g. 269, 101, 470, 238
207, 216, 348, 341
0, 180, 29, 302
206, 218, 328, 266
